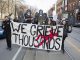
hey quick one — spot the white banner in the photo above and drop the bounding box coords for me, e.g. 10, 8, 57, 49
10, 21, 63, 51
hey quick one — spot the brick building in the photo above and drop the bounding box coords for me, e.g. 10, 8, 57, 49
68, 0, 79, 11
56, 0, 80, 20
67, 0, 80, 15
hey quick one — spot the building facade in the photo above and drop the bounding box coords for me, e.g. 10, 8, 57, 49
62, 0, 80, 25
67, 0, 79, 16
56, 0, 63, 20
56, 0, 80, 20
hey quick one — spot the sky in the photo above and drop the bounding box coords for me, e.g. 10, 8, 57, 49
23, 0, 57, 13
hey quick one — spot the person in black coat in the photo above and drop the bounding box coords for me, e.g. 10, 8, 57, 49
33, 12, 38, 24
61, 20, 68, 53
24, 9, 32, 23
3, 16, 12, 50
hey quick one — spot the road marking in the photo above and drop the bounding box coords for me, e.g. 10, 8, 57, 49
65, 48, 74, 60
12, 46, 22, 60
66, 40, 80, 52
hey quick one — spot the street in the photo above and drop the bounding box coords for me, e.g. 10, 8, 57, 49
0, 39, 26, 60
65, 27, 80, 60
0, 27, 80, 60
0, 0, 80, 60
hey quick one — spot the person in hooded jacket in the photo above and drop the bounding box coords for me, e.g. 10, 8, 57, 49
3, 16, 12, 50
24, 9, 32, 23
61, 20, 68, 53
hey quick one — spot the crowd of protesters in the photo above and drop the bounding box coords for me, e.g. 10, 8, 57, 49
3, 9, 69, 54
12, 9, 56, 25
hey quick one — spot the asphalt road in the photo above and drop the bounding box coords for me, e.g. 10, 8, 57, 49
65, 27, 80, 60
23, 48, 71, 60
0, 39, 26, 60
0, 27, 80, 60
23, 27, 80, 60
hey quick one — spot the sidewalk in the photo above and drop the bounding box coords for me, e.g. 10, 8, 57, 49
23, 48, 71, 60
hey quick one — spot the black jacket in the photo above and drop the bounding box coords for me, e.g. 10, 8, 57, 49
63, 24, 68, 38
3, 20, 11, 32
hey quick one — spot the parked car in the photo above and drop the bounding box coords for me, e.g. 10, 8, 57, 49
0, 20, 6, 39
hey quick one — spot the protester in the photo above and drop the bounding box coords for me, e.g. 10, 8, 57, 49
37, 10, 44, 25
3, 16, 12, 50
33, 12, 38, 24
24, 9, 32, 23
43, 13, 48, 25
61, 19, 68, 53
48, 17, 56, 25
24, 9, 33, 50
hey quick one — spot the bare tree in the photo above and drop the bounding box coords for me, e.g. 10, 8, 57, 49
0, 0, 6, 18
